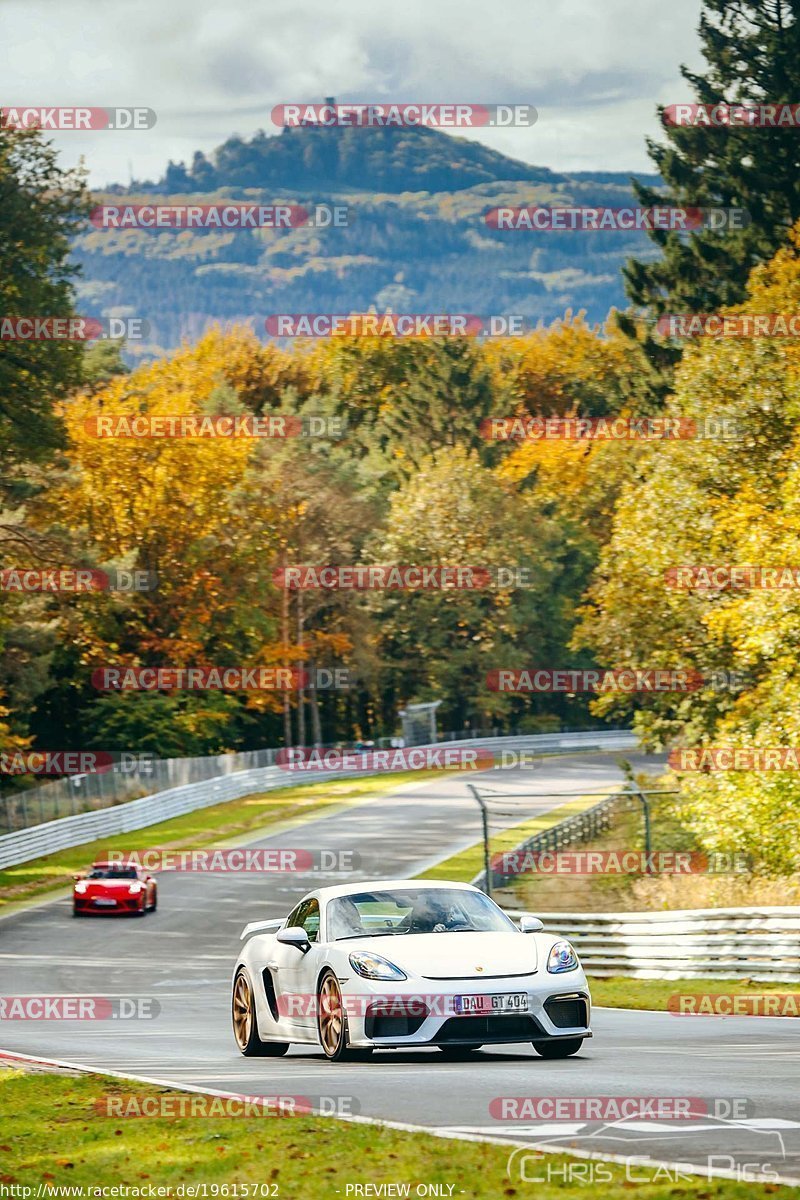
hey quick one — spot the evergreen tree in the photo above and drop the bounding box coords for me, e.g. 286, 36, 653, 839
0, 123, 89, 477
623, 1, 800, 338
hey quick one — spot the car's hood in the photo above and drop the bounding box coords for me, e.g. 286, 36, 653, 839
347, 932, 537, 979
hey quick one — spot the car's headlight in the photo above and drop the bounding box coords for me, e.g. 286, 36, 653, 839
128, 883, 143, 894
547, 940, 579, 973
74, 882, 87, 894
349, 951, 407, 981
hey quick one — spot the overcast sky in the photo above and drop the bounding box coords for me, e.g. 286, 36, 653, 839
3, 0, 705, 187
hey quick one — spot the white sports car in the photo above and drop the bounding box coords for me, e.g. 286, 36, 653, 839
231, 878, 591, 1061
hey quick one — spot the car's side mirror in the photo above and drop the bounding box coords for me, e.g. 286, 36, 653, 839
73, 874, 84, 882
519, 914, 544, 933
276, 926, 311, 953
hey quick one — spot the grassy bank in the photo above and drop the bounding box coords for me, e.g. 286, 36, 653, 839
2, 1066, 794, 1199
590, 975, 800, 1013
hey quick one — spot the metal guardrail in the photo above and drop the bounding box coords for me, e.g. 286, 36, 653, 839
0, 730, 637, 869
524, 908, 800, 982
0, 747, 282, 834
473, 790, 626, 891
0, 724, 627, 835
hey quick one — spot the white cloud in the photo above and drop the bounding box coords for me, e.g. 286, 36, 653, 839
2, 0, 705, 184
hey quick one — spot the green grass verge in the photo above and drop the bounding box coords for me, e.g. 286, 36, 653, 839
590, 975, 800, 1013
2, 1068, 794, 1199
0, 769, 456, 909
417, 792, 610, 884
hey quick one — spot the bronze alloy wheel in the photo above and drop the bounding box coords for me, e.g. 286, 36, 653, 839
233, 970, 253, 1051
318, 971, 344, 1057
317, 971, 373, 1062
232, 968, 290, 1057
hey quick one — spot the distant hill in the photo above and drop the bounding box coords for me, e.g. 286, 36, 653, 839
77, 124, 661, 356
127, 123, 562, 195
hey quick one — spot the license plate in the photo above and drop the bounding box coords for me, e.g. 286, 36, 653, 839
453, 992, 528, 1015
93, 897, 117, 907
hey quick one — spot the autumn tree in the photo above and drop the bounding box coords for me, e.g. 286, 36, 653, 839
577, 223, 800, 871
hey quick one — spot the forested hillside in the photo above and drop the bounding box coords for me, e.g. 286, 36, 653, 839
75, 124, 660, 354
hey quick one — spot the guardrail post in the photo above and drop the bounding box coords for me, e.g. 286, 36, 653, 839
619, 759, 653, 871
468, 784, 492, 900
625, 786, 653, 869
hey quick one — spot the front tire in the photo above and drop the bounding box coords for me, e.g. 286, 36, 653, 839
534, 1038, 584, 1058
317, 970, 369, 1061
233, 969, 290, 1057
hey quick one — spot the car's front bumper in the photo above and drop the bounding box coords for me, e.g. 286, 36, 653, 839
340, 972, 591, 1048
73, 894, 144, 914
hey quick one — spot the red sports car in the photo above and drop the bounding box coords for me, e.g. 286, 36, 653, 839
73, 861, 157, 917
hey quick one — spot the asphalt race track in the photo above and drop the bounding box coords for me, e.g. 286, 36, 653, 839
2, 752, 799, 1186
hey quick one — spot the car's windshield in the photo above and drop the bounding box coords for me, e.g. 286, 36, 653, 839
327, 888, 517, 940
88, 867, 139, 880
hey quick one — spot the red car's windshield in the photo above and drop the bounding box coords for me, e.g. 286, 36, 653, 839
87, 867, 139, 880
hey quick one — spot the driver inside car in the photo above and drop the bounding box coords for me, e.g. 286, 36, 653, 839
433, 903, 473, 932
402, 897, 472, 933
327, 896, 365, 940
